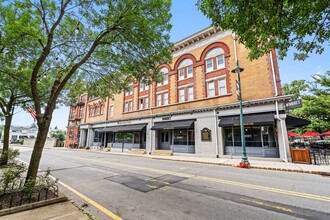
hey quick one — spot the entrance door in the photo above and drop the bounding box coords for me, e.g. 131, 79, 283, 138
160, 131, 171, 150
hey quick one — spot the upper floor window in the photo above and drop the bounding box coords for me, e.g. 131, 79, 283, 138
125, 83, 133, 96
207, 81, 215, 97
205, 47, 225, 73
178, 59, 193, 80
139, 77, 149, 91
139, 97, 149, 110
178, 86, 194, 102
79, 109, 84, 118
157, 68, 169, 87
218, 78, 227, 95
109, 105, 114, 118
124, 100, 133, 112
89, 105, 94, 116
156, 92, 168, 107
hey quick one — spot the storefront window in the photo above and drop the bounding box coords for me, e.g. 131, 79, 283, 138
174, 129, 187, 145
94, 131, 102, 142
188, 129, 195, 145
224, 125, 276, 148
115, 132, 124, 143
124, 132, 133, 143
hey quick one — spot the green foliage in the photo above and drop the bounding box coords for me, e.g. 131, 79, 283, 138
282, 71, 330, 133
52, 130, 66, 141
0, 163, 26, 194
0, 148, 20, 164
197, 0, 330, 60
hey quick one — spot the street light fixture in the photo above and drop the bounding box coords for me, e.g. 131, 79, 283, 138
231, 60, 250, 168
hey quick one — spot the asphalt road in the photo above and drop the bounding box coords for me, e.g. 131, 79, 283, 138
18, 147, 330, 220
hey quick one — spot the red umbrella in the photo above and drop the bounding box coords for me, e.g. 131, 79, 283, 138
301, 131, 320, 137
288, 132, 299, 137
320, 131, 330, 136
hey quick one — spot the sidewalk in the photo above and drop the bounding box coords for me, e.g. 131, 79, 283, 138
100, 150, 330, 175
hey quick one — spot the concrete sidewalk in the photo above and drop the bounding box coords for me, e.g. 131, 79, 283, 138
99, 150, 330, 175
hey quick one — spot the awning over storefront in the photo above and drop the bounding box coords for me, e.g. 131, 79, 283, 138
99, 123, 147, 132
219, 113, 275, 127
151, 119, 195, 130
286, 115, 310, 129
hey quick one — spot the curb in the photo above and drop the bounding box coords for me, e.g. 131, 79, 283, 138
0, 195, 68, 217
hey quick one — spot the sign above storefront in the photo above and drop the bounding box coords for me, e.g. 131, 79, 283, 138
285, 99, 302, 110
201, 128, 211, 141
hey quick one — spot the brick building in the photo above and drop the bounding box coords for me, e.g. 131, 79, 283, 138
66, 27, 307, 161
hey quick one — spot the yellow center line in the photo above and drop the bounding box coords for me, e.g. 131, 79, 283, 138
75, 156, 330, 203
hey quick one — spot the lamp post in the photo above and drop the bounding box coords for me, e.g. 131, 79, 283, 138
231, 60, 250, 168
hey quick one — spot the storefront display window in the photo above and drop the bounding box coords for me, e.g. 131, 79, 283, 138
124, 132, 133, 143
115, 132, 124, 143
174, 129, 188, 145
134, 132, 140, 144
94, 131, 102, 142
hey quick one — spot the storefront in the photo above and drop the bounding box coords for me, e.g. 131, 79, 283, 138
98, 123, 147, 152
219, 113, 279, 157
151, 119, 196, 153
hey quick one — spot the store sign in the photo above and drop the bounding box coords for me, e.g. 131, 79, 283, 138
201, 128, 211, 142
285, 99, 302, 110
162, 116, 171, 120
117, 121, 131, 125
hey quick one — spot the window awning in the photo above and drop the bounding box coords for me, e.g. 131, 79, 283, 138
219, 113, 275, 127
99, 123, 147, 132
286, 115, 310, 129
151, 119, 195, 130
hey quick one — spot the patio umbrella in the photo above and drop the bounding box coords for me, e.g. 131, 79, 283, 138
320, 130, 330, 136
288, 131, 299, 137
301, 131, 320, 137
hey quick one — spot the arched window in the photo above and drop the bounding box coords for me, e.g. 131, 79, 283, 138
178, 59, 193, 80
157, 67, 169, 87
205, 47, 225, 72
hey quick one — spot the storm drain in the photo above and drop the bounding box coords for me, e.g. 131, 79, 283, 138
106, 174, 186, 193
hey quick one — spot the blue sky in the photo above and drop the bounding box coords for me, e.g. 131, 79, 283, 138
9, 0, 330, 130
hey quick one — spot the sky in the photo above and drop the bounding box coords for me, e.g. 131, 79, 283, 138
9, 0, 330, 130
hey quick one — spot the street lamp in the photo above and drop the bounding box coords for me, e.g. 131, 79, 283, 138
231, 60, 250, 168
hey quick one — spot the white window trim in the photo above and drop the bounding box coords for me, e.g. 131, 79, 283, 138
109, 105, 114, 118
208, 81, 215, 97
187, 65, 193, 78
218, 78, 227, 95
216, 55, 225, 70
187, 86, 194, 101
205, 58, 213, 73
179, 88, 185, 103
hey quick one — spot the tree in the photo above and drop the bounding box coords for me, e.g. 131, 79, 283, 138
197, 0, 330, 60
3, 0, 172, 183
282, 71, 330, 133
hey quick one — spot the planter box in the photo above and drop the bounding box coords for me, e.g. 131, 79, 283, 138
290, 148, 311, 164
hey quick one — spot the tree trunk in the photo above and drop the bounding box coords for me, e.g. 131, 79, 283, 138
0, 114, 13, 166
25, 117, 52, 184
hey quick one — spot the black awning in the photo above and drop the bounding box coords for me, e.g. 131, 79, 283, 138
100, 123, 147, 132
219, 113, 275, 127
286, 115, 310, 129
151, 119, 195, 130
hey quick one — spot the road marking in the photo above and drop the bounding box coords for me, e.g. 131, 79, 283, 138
77, 157, 330, 203
19, 158, 123, 220
147, 185, 158, 189
240, 198, 308, 216
58, 180, 123, 220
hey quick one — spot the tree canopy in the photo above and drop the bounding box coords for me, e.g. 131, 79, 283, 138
282, 71, 330, 133
197, 0, 330, 60
1, 0, 173, 182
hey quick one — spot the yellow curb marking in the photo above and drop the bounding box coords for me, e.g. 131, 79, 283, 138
77, 157, 330, 203
58, 180, 123, 220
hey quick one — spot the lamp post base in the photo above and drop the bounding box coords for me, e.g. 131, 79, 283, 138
236, 161, 251, 168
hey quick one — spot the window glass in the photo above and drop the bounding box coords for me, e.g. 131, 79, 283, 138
188, 87, 194, 101
164, 93, 168, 105
173, 129, 187, 145
224, 128, 233, 146
216, 55, 225, 69
208, 81, 215, 97
179, 88, 185, 102
206, 59, 213, 72
163, 74, 168, 85
93, 131, 102, 142
188, 129, 195, 145
218, 78, 227, 95
109, 106, 114, 117
129, 101, 133, 111
115, 132, 124, 143
233, 127, 241, 146
157, 94, 162, 106
134, 132, 140, 144
179, 68, 184, 80
187, 65, 193, 78
124, 132, 133, 143
139, 98, 144, 110
144, 97, 149, 109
